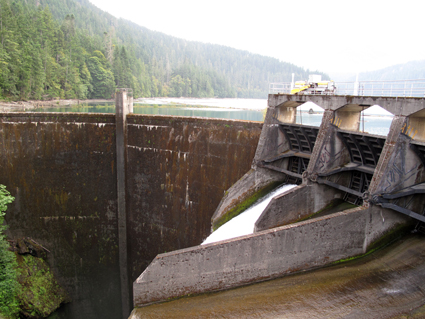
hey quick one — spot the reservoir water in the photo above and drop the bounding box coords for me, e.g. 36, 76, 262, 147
26, 99, 267, 122
26, 98, 394, 137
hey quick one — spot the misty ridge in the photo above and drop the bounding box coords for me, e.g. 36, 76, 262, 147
330, 60, 425, 82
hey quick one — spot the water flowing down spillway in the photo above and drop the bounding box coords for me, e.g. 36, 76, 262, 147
202, 184, 297, 245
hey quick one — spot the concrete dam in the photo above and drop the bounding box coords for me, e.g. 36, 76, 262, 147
2, 90, 425, 318
0, 90, 261, 318
132, 94, 425, 314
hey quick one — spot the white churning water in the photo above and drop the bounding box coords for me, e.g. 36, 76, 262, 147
202, 184, 297, 245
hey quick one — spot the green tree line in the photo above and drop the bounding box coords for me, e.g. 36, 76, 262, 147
0, 185, 18, 318
0, 0, 143, 100
0, 0, 329, 100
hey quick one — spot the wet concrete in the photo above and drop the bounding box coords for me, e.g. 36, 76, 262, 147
130, 234, 425, 318
126, 115, 262, 283
0, 112, 262, 318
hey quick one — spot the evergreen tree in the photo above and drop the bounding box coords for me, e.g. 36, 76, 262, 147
87, 50, 115, 98
0, 0, 20, 97
0, 184, 18, 318
0, 0, 329, 100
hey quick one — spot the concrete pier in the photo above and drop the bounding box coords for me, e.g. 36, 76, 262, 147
116, 88, 133, 318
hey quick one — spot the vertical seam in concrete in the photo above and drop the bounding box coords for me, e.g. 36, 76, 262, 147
116, 89, 131, 318
363, 206, 371, 253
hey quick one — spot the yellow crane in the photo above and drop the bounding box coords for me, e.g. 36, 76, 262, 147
291, 75, 336, 95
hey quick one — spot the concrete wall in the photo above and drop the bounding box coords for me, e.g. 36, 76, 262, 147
254, 183, 345, 231
125, 115, 262, 284
133, 205, 407, 307
0, 113, 121, 318
0, 112, 261, 318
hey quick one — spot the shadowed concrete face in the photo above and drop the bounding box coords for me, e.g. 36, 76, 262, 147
0, 113, 122, 318
0, 110, 262, 318
408, 108, 425, 142
125, 115, 262, 283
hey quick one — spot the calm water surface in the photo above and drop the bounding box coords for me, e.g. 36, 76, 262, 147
27, 102, 393, 136
27, 103, 266, 122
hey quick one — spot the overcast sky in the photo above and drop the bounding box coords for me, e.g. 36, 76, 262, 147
88, 0, 424, 75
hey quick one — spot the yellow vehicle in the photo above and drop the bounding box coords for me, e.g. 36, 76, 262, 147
291, 75, 336, 95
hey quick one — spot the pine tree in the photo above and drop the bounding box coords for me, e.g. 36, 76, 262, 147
87, 50, 115, 98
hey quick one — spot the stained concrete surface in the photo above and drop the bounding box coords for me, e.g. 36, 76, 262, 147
126, 115, 262, 282
0, 112, 261, 318
130, 234, 425, 318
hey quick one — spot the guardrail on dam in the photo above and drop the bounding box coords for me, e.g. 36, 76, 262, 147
0, 90, 262, 318
132, 94, 425, 310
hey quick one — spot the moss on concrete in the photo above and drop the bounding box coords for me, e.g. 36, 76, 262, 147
332, 223, 411, 266
365, 223, 411, 254
212, 181, 283, 231
297, 199, 358, 223
15, 254, 70, 318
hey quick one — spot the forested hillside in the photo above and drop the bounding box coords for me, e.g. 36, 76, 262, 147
0, 0, 328, 100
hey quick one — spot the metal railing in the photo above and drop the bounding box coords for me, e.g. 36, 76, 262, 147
269, 82, 292, 94
269, 79, 425, 97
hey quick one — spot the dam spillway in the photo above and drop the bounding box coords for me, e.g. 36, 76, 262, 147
130, 234, 425, 318
132, 94, 425, 312
201, 183, 297, 245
